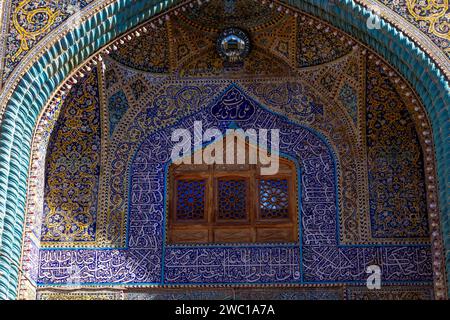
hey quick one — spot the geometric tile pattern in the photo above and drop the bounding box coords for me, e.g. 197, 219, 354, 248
0, 2, 446, 302
2, 1, 442, 302
2, 0, 447, 86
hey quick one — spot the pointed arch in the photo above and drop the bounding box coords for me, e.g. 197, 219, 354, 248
0, 0, 447, 299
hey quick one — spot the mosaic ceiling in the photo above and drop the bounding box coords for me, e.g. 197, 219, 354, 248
10, 0, 444, 300
38, 63, 433, 287
0, 0, 448, 89
108, 7, 355, 75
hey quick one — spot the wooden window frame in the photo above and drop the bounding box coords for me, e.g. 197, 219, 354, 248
168, 159, 298, 244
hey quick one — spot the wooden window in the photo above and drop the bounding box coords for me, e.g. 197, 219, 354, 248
168, 159, 298, 244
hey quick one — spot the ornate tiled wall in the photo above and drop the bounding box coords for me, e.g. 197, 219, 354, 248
0, 0, 446, 299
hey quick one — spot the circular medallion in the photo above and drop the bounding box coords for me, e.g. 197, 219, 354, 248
216, 28, 251, 63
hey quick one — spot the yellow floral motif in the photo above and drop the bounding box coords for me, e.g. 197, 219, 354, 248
406, 0, 450, 46
10, 0, 61, 62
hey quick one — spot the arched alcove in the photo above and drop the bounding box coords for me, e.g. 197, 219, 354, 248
0, 0, 446, 299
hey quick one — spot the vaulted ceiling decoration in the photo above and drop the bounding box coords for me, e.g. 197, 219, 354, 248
0, 0, 448, 87
108, 5, 355, 75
